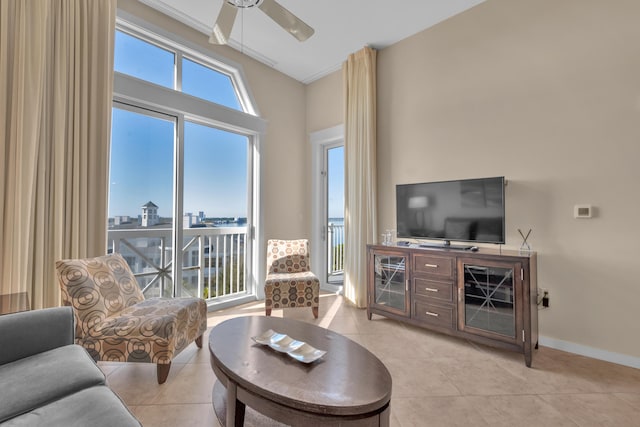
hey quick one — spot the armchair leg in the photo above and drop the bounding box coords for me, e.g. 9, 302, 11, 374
195, 335, 203, 348
157, 363, 171, 384
265, 308, 272, 316
312, 307, 318, 319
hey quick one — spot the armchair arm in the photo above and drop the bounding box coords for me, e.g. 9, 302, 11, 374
0, 306, 75, 365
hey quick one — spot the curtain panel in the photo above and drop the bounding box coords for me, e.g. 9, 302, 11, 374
343, 47, 377, 308
0, 0, 116, 309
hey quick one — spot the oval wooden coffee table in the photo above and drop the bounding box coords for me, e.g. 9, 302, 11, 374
209, 316, 392, 426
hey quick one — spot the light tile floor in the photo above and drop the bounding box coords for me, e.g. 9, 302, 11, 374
100, 293, 640, 426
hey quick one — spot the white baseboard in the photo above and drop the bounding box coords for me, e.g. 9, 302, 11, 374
539, 335, 640, 369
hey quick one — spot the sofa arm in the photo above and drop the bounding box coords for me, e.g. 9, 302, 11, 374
0, 306, 75, 365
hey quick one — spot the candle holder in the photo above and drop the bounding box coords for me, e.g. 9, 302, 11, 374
518, 228, 532, 254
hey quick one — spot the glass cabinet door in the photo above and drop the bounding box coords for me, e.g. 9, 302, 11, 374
459, 261, 520, 341
372, 254, 408, 314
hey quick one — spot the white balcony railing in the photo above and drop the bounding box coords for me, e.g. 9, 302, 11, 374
327, 223, 344, 277
108, 226, 248, 301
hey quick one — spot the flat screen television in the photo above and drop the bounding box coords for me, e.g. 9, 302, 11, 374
396, 176, 505, 247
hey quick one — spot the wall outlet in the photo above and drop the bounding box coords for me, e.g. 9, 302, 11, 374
541, 288, 550, 308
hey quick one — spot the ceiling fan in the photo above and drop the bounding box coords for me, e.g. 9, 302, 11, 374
209, 0, 315, 45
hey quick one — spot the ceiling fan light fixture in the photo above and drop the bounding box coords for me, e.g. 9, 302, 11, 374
210, 0, 314, 45
227, 0, 261, 8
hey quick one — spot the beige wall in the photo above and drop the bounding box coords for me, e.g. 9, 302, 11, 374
374, 0, 640, 359
117, 0, 309, 242
306, 0, 640, 361
306, 70, 343, 134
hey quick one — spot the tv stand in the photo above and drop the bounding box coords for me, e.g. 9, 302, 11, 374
418, 240, 472, 251
367, 244, 538, 367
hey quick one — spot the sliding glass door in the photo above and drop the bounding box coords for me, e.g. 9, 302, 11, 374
108, 105, 176, 297
108, 105, 253, 300
182, 121, 250, 300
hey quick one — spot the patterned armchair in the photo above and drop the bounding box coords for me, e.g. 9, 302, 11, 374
55, 253, 207, 384
265, 239, 319, 318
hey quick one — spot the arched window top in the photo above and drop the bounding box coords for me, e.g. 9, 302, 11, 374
181, 57, 241, 110
114, 21, 254, 115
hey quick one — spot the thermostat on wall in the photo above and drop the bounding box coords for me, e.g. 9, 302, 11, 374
574, 204, 592, 218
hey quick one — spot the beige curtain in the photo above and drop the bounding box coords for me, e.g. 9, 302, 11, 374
343, 47, 377, 308
0, 0, 116, 309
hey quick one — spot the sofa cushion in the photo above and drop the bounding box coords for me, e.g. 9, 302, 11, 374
0, 307, 74, 365
0, 345, 105, 423
0, 385, 141, 427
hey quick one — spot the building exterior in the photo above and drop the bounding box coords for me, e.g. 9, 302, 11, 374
141, 201, 159, 227
183, 212, 202, 228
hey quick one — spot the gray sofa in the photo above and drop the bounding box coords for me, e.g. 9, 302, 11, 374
0, 307, 141, 426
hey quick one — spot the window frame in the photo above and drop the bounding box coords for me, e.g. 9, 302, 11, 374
112, 11, 266, 309
116, 16, 258, 116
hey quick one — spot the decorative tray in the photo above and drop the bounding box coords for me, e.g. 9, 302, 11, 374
251, 329, 326, 363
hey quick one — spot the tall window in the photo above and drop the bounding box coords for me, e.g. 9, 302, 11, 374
109, 21, 264, 305
114, 30, 174, 88
109, 105, 177, 296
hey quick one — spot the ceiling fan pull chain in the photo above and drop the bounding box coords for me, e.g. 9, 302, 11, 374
240, 6, 244, 54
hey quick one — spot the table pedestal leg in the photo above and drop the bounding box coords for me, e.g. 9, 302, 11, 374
226, 380, 246, 427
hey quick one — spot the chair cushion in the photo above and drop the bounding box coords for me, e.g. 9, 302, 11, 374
265, 271, 319, 309
0, 345, 105, 423
56, 253, 145, 340
79, 297, 207, 364
267, 239, 311, 274
0, 385, 141, 427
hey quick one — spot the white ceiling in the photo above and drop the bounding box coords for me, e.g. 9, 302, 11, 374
140, 0, 485, 84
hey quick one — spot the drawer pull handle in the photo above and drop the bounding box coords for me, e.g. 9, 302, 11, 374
425, 287, 439, 292
425, 263, 438, 268
425, 311, 439, 317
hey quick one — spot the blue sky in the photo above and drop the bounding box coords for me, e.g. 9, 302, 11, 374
109, 109, 248, 218
110, 30, 343, 220
109, 108, 174, 217
327, 146, 344, 218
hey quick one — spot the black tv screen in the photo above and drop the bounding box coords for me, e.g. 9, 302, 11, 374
396, 177, 505, 244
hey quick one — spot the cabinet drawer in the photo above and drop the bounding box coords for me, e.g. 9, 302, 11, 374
413, 278, 454, 303
413, 300, 455, 328
413, 255, 453, 278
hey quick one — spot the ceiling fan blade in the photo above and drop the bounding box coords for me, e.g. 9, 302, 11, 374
257, 0, 315, 42
209, 1, 238, 45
